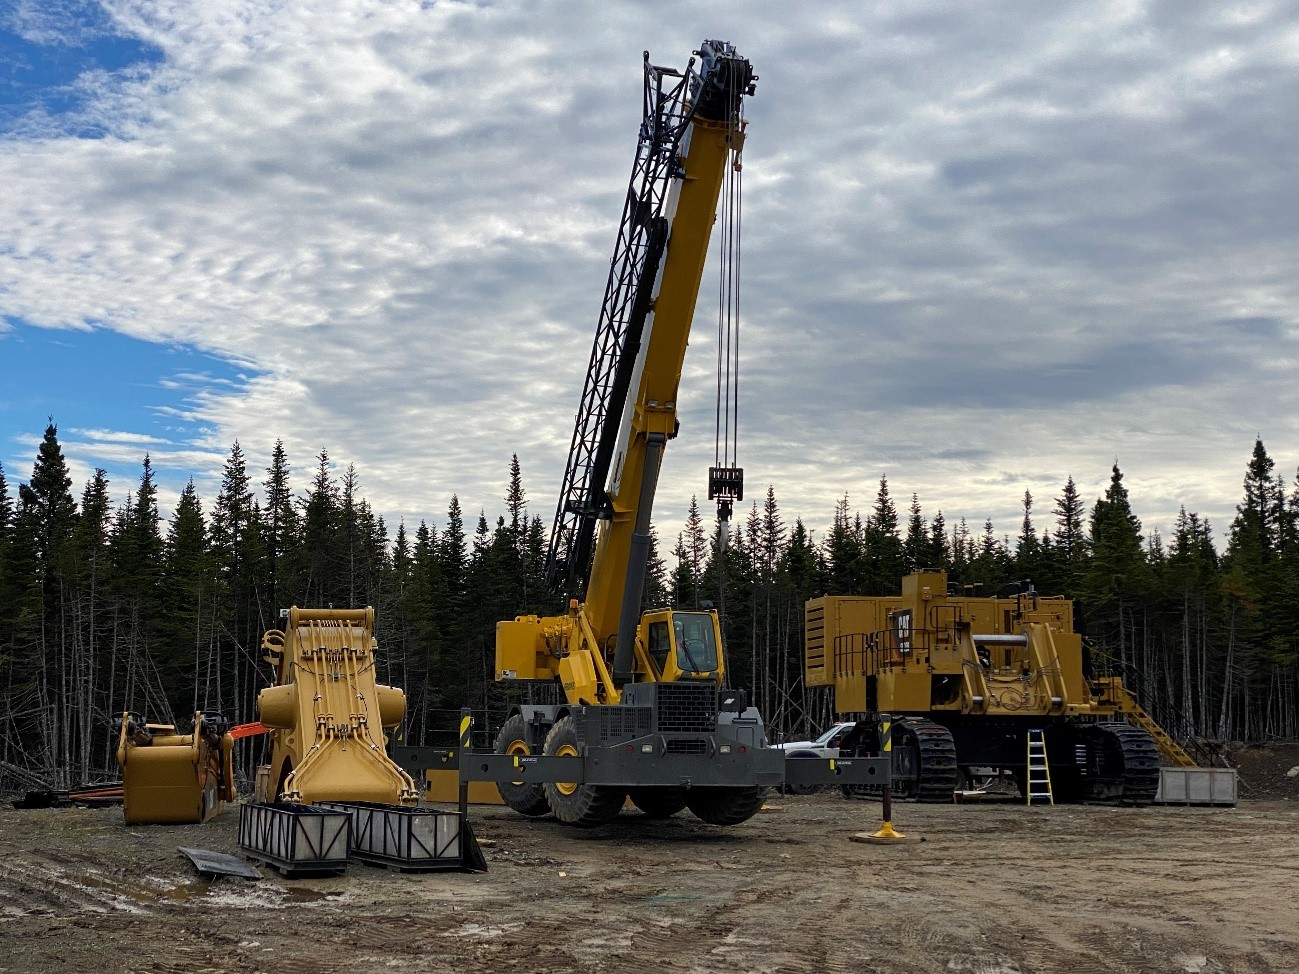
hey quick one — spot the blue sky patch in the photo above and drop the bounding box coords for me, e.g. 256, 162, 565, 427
0, 319, 254, 487
0, 2, 163, 135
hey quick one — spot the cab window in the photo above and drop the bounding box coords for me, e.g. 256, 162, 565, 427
648, 621, 671, 674
673, 613, 719, 674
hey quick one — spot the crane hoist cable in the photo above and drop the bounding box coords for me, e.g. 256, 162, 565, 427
709, 70, 746, 536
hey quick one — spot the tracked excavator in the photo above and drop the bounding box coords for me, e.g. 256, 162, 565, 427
492, 40, 887, 827
806, 571, 1194, 805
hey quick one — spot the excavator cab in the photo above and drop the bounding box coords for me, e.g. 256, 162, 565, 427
640, 609, 723, 682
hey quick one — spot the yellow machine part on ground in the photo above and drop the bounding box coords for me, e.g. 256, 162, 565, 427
116, 712, 235, 825
255, 606, 419, 806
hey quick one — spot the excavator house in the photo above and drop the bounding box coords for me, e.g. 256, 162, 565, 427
806, 570, 1194, 804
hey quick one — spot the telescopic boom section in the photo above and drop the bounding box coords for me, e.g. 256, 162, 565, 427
579, 41, 753, 683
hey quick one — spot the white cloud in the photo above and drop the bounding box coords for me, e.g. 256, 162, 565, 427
2, 0, 1298, 553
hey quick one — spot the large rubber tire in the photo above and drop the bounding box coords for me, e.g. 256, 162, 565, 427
493, 714, 551, 817
684, 786, 767, 826
628, 787, 687, 819
542, 716, 626, 827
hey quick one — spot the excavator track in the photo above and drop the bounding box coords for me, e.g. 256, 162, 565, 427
900, 718, 960, 802
1075, 722, 1169, 805
842, 717, 958, 803
1092, 721, 1161, 805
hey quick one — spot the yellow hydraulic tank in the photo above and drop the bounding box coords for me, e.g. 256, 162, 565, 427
255, 606, 419, 806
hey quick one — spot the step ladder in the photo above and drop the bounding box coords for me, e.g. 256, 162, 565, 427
1025, 729, 1053, 806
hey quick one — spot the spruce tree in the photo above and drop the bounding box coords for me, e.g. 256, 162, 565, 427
824, 494, 861, 596
966, 519, 1007, 592
340, 464, 362, 604
1083, 463, 1148, 673
1222, 440, 1293, 734
68, 469, 112, 777
669, 533, 695, 609
209, 442, 268, 719
902, 493, 928, 573
522, 515, 550, 614
0, 461, 11, 568
0, 462, 11, 619
161, 480, 213, 710
298, 450, 341, 604
1050, 475, 1087, 592
434, 497, 470, 703
9, 425, 80, 781
1226, 439, 1280, 569
760, 487, 786, 581
1086, 464, 1146, 601
505, 454, 526, 541
950, 517, 972, 580
643, 523, 668, 609
863, 476, 904, 594
1015, 489, 1043, 585
262, 439, 299, 606
16, 421, 78, 584
927, 510, 949, 569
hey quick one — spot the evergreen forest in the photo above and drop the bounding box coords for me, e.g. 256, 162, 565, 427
1, 423, 1297, 790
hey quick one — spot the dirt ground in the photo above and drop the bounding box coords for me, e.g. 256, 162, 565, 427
1, 789, 1297, 974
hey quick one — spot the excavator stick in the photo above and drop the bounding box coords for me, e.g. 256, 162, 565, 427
241, 606, 488, 873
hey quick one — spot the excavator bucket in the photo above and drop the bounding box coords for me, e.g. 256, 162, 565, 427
115, 711, 235, 825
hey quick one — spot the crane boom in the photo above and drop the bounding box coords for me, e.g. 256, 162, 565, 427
548, 40, 755, 682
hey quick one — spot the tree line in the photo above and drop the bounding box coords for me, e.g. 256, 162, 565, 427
1, 422, 1296, 789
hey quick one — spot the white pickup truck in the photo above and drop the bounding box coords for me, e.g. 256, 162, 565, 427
776, 722, 858, 759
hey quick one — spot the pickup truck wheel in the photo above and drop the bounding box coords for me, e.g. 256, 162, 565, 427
780, 752, 825, 794
493, 714, 550, 816
684, 786, 767, 826
628, 787, 687, 818
542, 716, 625, 826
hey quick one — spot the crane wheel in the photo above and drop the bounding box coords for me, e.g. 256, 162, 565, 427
628, 787, 687, 818
542, 716, 625, 826
493, 714, 551, 816
683, 786, 767, 826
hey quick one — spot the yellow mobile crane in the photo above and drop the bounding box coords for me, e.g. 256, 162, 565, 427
494, 41, 886, 826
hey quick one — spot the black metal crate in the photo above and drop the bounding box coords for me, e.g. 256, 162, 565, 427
238, 801, 350, 876
319, 801, 465, 872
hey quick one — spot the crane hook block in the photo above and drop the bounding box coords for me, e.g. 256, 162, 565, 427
708, 466, 744, 504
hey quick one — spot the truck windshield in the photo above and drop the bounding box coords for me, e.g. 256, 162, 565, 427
673, 613, 719, 674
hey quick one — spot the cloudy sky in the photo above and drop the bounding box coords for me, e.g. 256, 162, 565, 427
2, 0, 1297, 552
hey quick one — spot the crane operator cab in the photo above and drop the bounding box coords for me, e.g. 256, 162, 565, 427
642, 610, 723, 681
